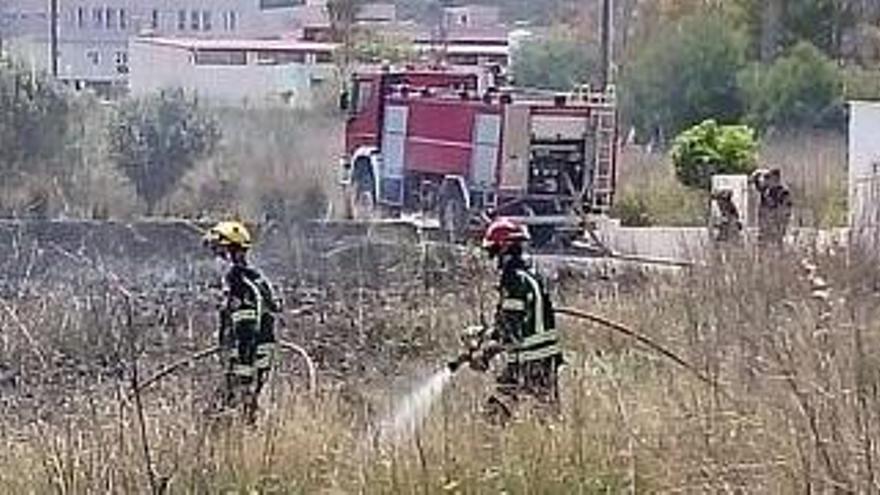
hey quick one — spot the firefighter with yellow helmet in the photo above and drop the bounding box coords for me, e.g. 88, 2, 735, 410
203, 221, 281, 422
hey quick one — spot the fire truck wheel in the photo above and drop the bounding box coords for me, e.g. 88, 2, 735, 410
439, 188, 467, 242
351, 172, 376, 220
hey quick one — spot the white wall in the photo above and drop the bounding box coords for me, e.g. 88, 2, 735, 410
849, 101, 880, 233
129, 40, 334, 107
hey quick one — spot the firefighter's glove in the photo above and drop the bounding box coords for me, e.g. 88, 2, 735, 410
468, 350, 491, 372
469, 341, 503, 372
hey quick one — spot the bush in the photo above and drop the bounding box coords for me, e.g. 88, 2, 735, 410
841, 65, 880, 101
108, 89, 221, 215
620, 12, 747, 141
0, 61, 71, 180
739, 41, 843, 131
671, 119, 758, 190
613, 149, 708, 227
511, 33, 600, 90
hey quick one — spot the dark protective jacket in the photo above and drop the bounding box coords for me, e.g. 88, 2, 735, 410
758, 184, 793, 243
219, 264, 281, 374
493, 257, 562, 364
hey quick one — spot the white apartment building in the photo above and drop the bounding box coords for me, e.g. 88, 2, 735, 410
130, 36, 336, 107
0, 0, 305, 92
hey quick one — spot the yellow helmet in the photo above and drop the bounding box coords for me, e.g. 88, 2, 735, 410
203, 221, 252, 250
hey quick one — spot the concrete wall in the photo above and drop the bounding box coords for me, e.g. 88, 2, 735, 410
597, 226, 711, 263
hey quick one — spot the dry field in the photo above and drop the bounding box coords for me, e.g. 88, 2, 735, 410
1, 233, 879, 493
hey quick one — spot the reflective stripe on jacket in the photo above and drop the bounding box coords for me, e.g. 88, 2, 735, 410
501, 268, 561, 364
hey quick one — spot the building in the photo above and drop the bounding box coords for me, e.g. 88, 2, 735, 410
3, 0, 511, 100
129, 36, 336, 107
0, 0, 307, 92
129, 34, 509, 107
442, 5, 501, 29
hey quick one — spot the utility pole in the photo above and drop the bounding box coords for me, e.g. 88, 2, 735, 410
50, 0, 59, 77
600, 0, 613, 90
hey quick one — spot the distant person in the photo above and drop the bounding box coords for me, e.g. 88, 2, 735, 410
753, 168, 792, 246
710, 189, 742, 243
464, 218, 563, 424
202, 221, 281, 423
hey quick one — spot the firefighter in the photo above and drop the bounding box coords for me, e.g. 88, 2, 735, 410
710, 189, 742, 243
753, 168, 792, 246
471, 218, 563, 423
202, 221, 281, 423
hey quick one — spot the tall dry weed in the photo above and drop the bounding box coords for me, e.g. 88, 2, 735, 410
3, 237, 880, 492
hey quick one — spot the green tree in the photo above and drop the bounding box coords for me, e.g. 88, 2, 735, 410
620, 12, 747, 142
739, 41, 843, 131
732, 0, 856, 59
353, 30, 416, 64
0, 61, 70, 180
671, 119, 758, 190
327, 0, 366, 75
108, 89, 221, 214
511, 35, 599, 90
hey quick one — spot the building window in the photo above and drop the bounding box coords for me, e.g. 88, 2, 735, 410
260, 0, 302, 8
151, 9, 159, 29
92, 8, 103, 28
193, 50, 247, 65
225, 11, 237, 31
190, 10, 200, 30
202, 11, 212, 31
115, 51, 127, 65
314, 51, 333, 64
76, 7, 85, 28
86, 50, 100, 65
105, 7, 114, 29
178, 10, 186, 30
257, 51, 306, 65
119, 9, 127, 29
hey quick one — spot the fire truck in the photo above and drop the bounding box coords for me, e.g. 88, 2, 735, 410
338, 66, 617, 246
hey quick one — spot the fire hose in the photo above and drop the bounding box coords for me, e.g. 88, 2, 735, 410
133, 340, 317, 395
447, 307, 722, 393
553, 307, 719, 389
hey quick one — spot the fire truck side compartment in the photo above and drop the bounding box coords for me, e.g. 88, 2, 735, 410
499, 104, 531, 191
380, 105, 408, 205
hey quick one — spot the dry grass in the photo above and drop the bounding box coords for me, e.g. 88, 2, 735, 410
613, 147, 708, 226
614, 130, 847, 228
760, 130, 847, 228
0, 101, 343, 222
169, 107, 343, 222
2, 236, 880, 492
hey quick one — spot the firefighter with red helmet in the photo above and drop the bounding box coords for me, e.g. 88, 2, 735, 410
470, 218, 563, 422
203, 221, 281, 423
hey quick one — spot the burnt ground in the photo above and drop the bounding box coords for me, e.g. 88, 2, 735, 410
0, 220, 651, 431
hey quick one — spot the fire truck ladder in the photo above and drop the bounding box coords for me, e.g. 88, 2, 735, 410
587, 86, 617, 214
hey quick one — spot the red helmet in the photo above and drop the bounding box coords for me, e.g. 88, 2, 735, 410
482, 217, 530, 251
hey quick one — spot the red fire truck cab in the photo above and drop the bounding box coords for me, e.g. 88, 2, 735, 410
339, 66, 617, 245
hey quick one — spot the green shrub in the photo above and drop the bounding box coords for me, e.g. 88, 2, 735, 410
620, 12, 747, 140
671, 119, 758, 190
739, 41, 843, 131
511, 33, 599, 90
